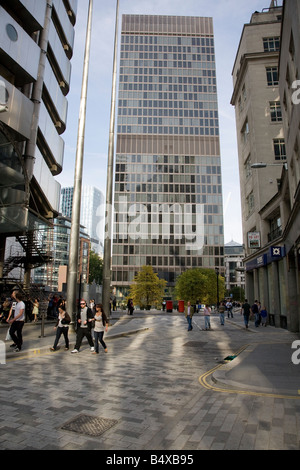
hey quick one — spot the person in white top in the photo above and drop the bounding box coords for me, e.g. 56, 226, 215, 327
7, 291, 25, 352
203, 304, 211, 330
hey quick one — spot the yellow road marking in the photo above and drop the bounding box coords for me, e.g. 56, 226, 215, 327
199, 344, 300, 400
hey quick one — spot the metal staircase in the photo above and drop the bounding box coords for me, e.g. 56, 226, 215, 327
2, 228, 53, 278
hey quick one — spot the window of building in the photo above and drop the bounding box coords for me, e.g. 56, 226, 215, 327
246, 191, 254, 216
270, 101, 282, 122
266, 67, 278, 86
244, 155, 252, 179
263, 37, 280, 52
241, 119, 249, 145
273, 139, 286, 160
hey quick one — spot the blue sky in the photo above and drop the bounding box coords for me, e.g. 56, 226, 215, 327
57, 0, 278, 245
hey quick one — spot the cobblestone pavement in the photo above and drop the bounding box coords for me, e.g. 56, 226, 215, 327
0, 310, 300, 451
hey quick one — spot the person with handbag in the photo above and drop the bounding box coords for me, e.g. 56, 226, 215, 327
50, 305, 71, 351
92, 304, 108, 354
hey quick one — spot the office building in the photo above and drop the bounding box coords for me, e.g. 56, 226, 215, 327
0, 0, 77, 289
60, 186, 104, 255
276, 0, 300, 331
33, 216, 90, 292
112, 15, 224, 301
224, 240, 245, 294
231, 1, 300, 331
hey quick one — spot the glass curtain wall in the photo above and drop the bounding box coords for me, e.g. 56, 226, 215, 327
112, 15, 224, 301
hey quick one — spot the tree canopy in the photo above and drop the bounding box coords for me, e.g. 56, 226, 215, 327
129, 265, 167, 308
89, 250, 103, 285
174, 268, 225, 305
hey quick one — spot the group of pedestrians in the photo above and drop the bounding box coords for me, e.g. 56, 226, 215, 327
183, 298, 269, 332
50, 299, 109, 355
184, 301, 212, 331
241, 299, 268, 329
3, 290, 109, 355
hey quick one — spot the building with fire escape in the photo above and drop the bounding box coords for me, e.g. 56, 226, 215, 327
0, 0, 77, 295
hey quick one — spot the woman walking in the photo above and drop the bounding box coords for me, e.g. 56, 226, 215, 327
93, 304, 108, 354
50, 305, 71, 351
32, 298, 39, 322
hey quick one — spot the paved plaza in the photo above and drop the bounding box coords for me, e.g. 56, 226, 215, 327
0, 309, 300, 451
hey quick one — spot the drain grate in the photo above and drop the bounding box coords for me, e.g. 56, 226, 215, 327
61, 414, 118, 437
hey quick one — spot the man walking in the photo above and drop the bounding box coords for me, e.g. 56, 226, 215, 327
71, 299, 94, 353
7, 291, 25, 352
184, 301, 194, 331
241, 299, 251, 329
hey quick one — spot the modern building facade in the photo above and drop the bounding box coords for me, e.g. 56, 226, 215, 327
32, 215, 90, 292
224, 240, 245, 294
112, 15, 224, 301
232, 0, 300, 332
60, 185, 104, 255
0, 0, 77, 289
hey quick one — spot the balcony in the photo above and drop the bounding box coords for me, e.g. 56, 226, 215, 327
267, 225, 282, 242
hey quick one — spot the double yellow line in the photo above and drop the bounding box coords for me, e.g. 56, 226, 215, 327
199, 344, 300, 400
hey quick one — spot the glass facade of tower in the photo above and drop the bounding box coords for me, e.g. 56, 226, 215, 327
112, 15, 224, 300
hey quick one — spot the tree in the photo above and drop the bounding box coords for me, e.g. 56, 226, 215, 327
129, 265, 167, 309
89, 250, 103, 284
175, 268, 225, 305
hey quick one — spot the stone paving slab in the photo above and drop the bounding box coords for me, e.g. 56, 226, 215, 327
0, 310, 300, 451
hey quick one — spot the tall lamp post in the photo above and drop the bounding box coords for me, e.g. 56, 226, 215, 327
66, 0, 93, 331
102, 0, 119, 321
215, 267, 220, 310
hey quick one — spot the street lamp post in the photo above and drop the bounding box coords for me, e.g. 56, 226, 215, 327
66, 0, 93, 332
215, 267, 219, 310
251, 162, 288, 170
102, 0, 119, 321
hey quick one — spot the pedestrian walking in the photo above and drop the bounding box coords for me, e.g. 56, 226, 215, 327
242, 299, 251, 329
219, 301, 226, 326
184, 301, 194, 331
127, 298, 134, 315
203, 304, 211, 330
24, 296, 33, 323
226, 300, 233, 318
32, 298, 39, 322
260, 306, 268, 326
7, 291, 25, 352
251, 300, 260, 327
71, 299, 94, 353
50, 306, 71, 351
92, 304, 108, 354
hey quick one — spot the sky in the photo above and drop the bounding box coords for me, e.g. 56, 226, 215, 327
57, 0, 277, 246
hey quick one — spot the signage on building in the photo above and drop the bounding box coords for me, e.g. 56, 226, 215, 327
247, 231, 261, 248
270, 246, 285, 258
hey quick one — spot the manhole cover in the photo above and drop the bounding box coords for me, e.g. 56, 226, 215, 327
61, 414, 118, 437
184, 341, 207, 347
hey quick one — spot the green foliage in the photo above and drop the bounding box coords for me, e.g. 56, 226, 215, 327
129, 265, 167, 308
175, 268, 225, 305
89, 250, 103, 285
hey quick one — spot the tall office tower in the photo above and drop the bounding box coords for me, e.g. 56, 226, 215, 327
112, 15, 224, 301
231, 3, 284, 309
0, 0, 77, 287
60, 186, 104, 255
